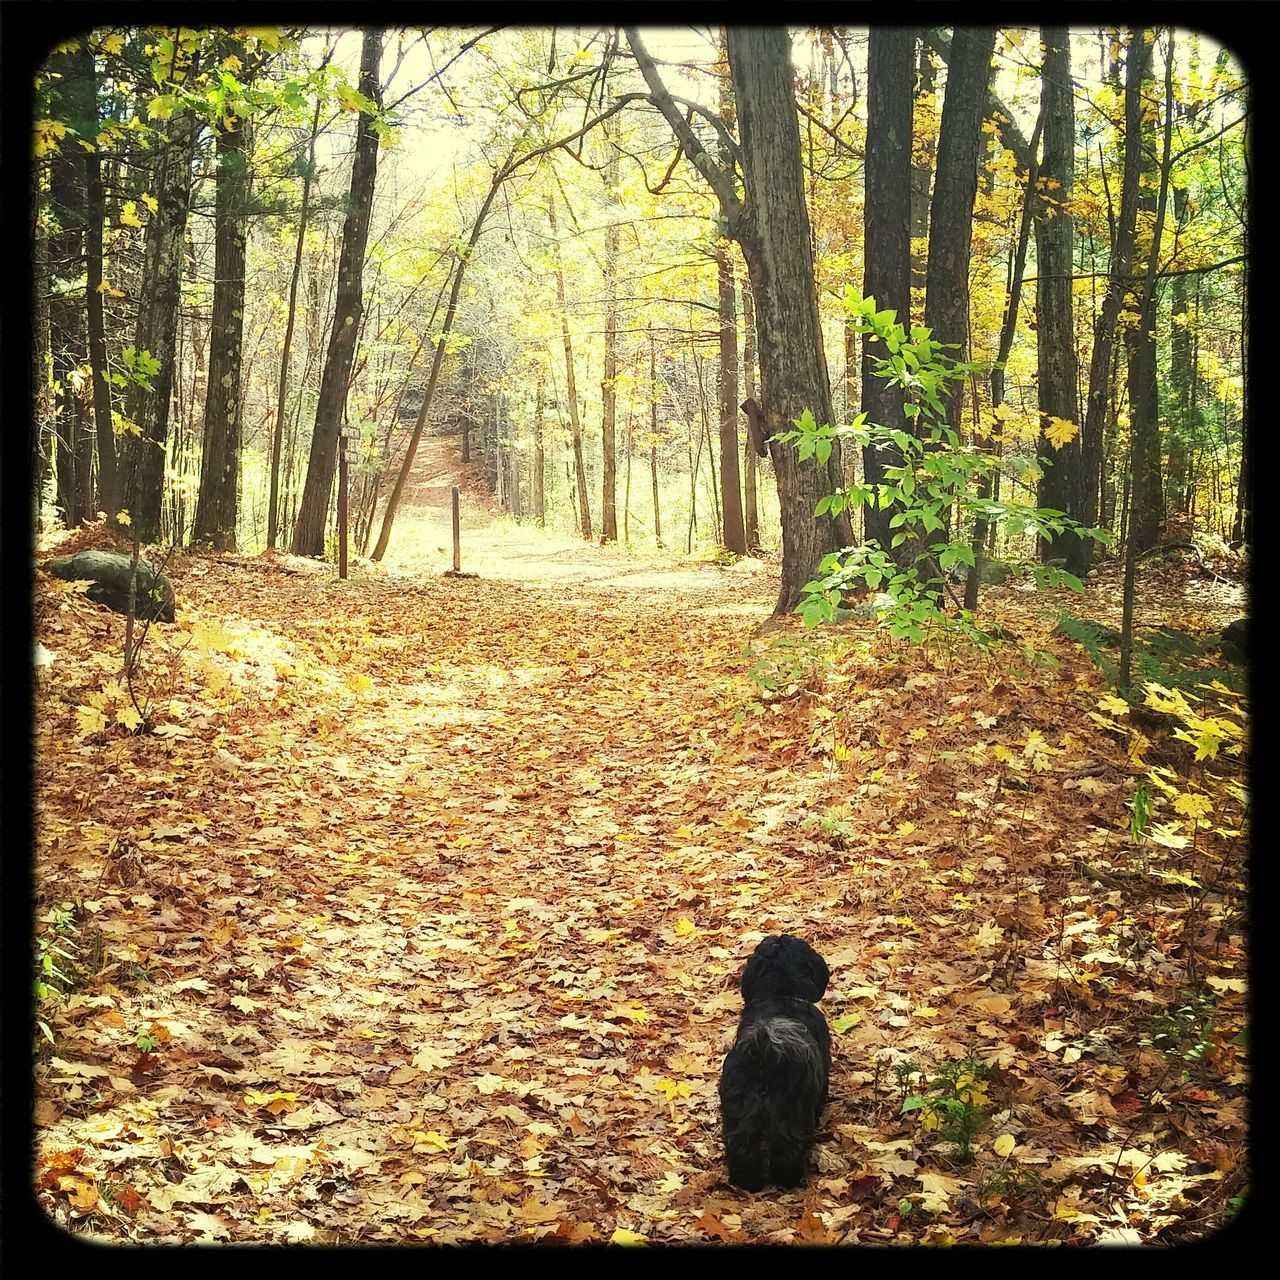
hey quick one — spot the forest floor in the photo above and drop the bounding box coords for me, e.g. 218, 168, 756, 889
31, 456, 1248, 1246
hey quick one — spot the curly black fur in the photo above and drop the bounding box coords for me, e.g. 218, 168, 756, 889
719, 935, 831, 1191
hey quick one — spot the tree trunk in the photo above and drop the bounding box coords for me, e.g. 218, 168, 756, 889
46, 43, 93, 527
630, 27, 844, 611
292, 30, 382, 557
726, 29, 845, 609
861, 28, 915, 554
1035, 26, 1080, 552
649, 328, 662, 547
268, 89, 322, 549
924, 27, 995, 418
192, 83, 251, 549
371, 165, 505, 560
1068, 28, 1149, 576
80, 43, 119, 518
716, 245, 747, 553
533, 371, 546, 525
741, 279, 760, 549
1126, 32, 1167, 555
600, 139, 619, 542
910, 41, 937, 308
126, 107, 199, 542
547, 195, 592, 540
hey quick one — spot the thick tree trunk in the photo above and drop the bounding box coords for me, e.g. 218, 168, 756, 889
1035, 26, 1080, 552
292, 30, 381, 557
861, 28, 915, 554
724, 28, 844, 611
192, 92, 250, 549
1068, 28, 1149, 576
924, 27, 995, 406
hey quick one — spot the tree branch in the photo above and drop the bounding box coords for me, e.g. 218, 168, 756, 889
623, 28, 744, 226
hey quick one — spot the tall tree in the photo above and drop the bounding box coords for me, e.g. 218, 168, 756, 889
268, 69, 326, 550
741, 278, 760, 550
46, 42, 95, 527
1068, 27, 1149, 575
292, 29, 382, 557
191, 55, 251, 549
629, 27, 844, 612
81, 42, 120, 518
1035, 25, 1080, 553
923, 27, 996, 411
600, 135, 620, 543
861, 28, 915, 555
547, 192, 592, 541
1125, 31, 1167, 554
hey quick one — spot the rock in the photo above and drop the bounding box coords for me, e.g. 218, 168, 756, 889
45, 550, 175, 622
957, 556, 1012, 586
1220, 618, 1247, 664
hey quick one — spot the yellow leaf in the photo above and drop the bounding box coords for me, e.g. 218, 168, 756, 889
115, 510, 132, 525
1172, 792, 1213, 820
653, 1078, 689, 1101
1044, 416, 1080, 449
993, 1134, 1016, 1158
610, 1228, 648, 1246
115, 705, 143, 732
141, 193, 158, 213
673, 917, 698, 937
99, 33, 125, 55
120, 200, 142, 228
1097, 694, 1130, 716
75, 705, 107, 736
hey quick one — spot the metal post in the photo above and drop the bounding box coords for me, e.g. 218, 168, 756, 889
451, 484, 461, 572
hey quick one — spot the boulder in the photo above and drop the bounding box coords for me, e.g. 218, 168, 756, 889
45, 550, 175, 622
1219, 618, 1247, 664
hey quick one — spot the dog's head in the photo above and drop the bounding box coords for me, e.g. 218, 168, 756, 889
739, 934, 829, 1004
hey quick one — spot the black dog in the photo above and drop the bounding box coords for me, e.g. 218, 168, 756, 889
719, 934, 831, 1191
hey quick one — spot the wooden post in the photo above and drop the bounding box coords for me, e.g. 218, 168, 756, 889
338, 430, 349, 579
451, 484, 461, 572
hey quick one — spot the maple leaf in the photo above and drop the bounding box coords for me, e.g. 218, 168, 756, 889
1043, 416, 1080, 449
610, 1228, 648, 1245
75, 705, 107, 737
412, 1046, 453, 1072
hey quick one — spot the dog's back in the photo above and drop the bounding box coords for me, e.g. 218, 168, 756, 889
720, 935, 832, 1191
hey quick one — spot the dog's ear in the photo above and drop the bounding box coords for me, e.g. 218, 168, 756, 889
804, 949, 830, 999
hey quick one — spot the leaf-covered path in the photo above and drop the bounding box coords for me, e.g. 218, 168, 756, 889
34, 528, 1247, 1245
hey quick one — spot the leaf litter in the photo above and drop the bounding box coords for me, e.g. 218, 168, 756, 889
32, 527, 1247, 1245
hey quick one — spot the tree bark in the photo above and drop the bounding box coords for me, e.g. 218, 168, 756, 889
268, 88, 323, 549
192, 78, 251, 549
629, 27, 844, 611
741, 279, 760, 549
861, 28, 915, 554
292, 30, 382, 557
533, 370, 546, 525
600, 138, 620, 542
716, 244, 746, 553
1068, 28, 1149, 576
1035, 26, 1080, 552
547, 194, 592, 540
81, 43, 119, 518
126, 105, 199, 542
